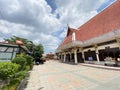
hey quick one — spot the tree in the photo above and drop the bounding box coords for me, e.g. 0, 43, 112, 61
32, 44, 44, 58
4, 36, 34, 52
4, 36, 44, 58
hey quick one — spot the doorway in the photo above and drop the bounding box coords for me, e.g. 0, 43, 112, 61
77, 52, 84, 63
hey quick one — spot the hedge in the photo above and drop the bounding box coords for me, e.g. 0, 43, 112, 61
0, 62, 20, 80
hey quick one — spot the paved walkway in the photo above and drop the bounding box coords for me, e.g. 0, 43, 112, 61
25, 60, 120, 90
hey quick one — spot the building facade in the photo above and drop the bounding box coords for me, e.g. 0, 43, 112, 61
0, 41, 30, 62
56, 1, 120, 64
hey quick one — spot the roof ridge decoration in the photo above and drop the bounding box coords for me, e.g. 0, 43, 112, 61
66, 26, 77, 37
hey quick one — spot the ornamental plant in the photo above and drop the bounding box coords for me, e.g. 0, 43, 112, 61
24, 55, 33, 69
11, 56, 27, 70
0, 62, 20, 80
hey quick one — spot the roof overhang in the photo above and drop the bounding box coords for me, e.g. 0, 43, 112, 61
0, 42, 18, 47
81, 29, 120, 47
0, 42, 31, 54
56, 29, 120, 53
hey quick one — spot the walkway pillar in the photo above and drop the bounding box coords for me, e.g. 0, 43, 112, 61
74, 49, 78, 64
96, 49, 100, 62
82, 51, 85, 62
64, 52, 66, 62
94, 44, 100, 63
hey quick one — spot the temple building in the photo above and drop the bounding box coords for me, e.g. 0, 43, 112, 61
56, 0, 120, 65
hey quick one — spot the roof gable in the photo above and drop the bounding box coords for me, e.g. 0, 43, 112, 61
66, 26, 77, 37
66, 26, 73, 36
59, 26, 78, 46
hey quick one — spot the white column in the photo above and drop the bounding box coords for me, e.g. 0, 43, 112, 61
64, 52, 66, 62
74, 49, 78, 64
96, 49, 100, 62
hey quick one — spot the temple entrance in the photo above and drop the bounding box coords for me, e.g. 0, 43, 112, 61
66, 53, 70, 62
98, 50, 106, 61
84, 50, 97, 61
99, 47, 120, 61
77, 52, 84, 63
71, 53, 74, 62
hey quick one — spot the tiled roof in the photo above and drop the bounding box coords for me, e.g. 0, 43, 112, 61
60, 35, 72, 46
0, 42, 18, 47
0, 42, 30, 53
59, 0, 120, 47
76, 0, 120, 41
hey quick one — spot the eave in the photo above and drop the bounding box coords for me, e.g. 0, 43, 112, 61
56, 29, 120, 53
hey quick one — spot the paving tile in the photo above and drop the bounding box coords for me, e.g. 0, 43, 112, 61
25, 60, 120, 90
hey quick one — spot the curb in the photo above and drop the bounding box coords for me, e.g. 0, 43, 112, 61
17, 72, 30, 90
80, 64, 120, 71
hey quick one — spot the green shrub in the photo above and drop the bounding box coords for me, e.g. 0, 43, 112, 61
15, 71, 27, 79
12, 56, 27, 70
1, 85, 16, 90
24, 66, 30, 71
9, 78, 21, 86
1, 78, 20, 90
24, 55, 33, 69
0, 62, 20, 80
2, 71, 28, 90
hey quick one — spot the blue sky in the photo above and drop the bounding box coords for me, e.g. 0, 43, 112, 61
45, 0, 57, 13
97, 0, 116, 12
0, 0, 116, 54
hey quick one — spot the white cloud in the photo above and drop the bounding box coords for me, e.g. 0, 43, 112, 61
59, 28, 67, 39
0, 20, 34, 37
54, 0, 106, 28
33, 33, 60, 53
0, 0, 107, 53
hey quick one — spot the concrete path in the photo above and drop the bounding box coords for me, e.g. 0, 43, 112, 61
25, 60, 120, 90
